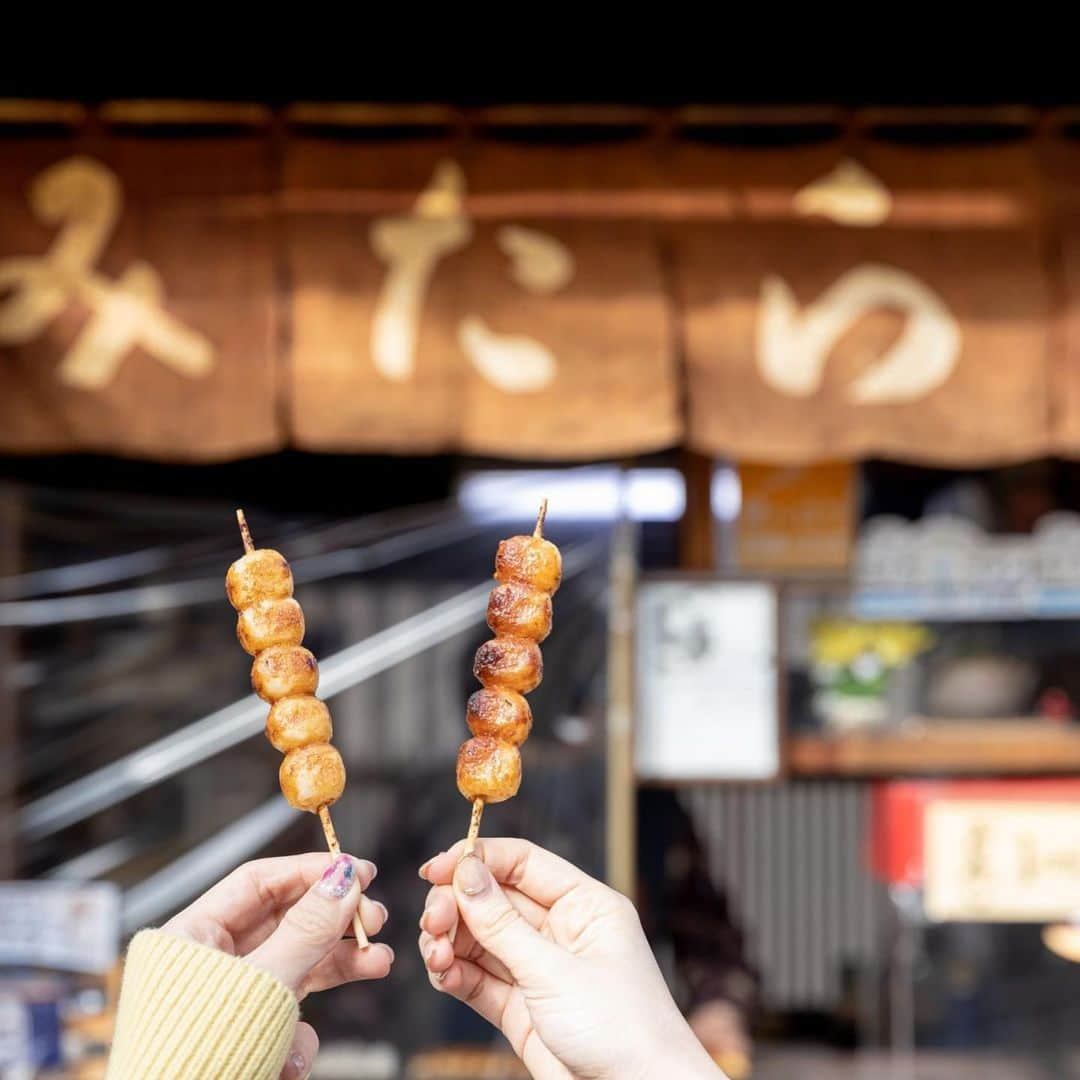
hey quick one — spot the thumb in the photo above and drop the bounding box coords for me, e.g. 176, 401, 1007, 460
453, 853, 558, 982
248, 854, 372, 991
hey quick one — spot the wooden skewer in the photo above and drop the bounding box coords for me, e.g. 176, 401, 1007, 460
464, 797, 485, 857
463, 499, 548, 858
319, 806, 369, 948
236, 508, 368, 948
236, 508, 254, 554
534, 497, 548, 539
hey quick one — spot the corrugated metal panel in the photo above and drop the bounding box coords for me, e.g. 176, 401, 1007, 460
685, 781, 889, 1011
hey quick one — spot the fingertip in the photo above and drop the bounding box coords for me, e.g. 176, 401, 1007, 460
342, 939, 394, 982
421, 888, 457, 935
418, 854, 438, 882
372, 942, 394, 974
423, 842, 476, 885
358, 895, 387, 936
435, 936, 457, 972
419, 931, 454, 974
350, 857, 377, 888
282, 1021, 319, 1080
436, 958, 463, 992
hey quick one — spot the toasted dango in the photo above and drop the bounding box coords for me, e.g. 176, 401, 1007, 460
251, 644, 319, 702
279, 743, 345, 812
473, 637, 542, 694
266, 695, 332, 753
456, 736, 521, 803
237, 597, 305, 655
494, 535, 562, 595
486, 582, 552, 642
226, 549, 293, 611
466, 688, 532, 745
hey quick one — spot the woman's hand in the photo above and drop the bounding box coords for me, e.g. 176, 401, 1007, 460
418, 839, 721, 1080
164, 852, 393, 1080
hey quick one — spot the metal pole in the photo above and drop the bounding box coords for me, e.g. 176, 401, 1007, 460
889, 885, 919, 1080
605, 517, 638, 898
121, 798, 297, 930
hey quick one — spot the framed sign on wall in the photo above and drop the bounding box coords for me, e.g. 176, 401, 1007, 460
635, 579, 781, 781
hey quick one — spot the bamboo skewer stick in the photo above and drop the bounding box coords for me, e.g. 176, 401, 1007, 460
236, 509, 368, 948
464, 797, 484, 857
318, 805, 369, 947
236, 508, 254, 555
534, 497, 548, 539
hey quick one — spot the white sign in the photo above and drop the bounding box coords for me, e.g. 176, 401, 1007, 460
925, 800, 1080, 922
635, 581, 779, 780
0, 882, 120, 974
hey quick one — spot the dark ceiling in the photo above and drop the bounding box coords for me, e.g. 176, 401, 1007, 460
0, 47, 1072, 107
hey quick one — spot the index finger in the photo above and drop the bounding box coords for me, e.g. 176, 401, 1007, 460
419, 838, 589, 908
168, 854, 377, 939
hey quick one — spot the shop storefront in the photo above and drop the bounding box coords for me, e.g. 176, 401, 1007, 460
5, 100, 1080, 1077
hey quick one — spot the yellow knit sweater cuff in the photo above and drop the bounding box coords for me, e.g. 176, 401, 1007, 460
106, 929, 299, 1080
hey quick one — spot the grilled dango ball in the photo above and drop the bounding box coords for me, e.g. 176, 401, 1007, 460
494, 534, 562, 594
486, 583, 552, 642
266, 695, 332, 752
279, 743, 346, 812
237, 597, 305, 655
226, 549, 293, 611
252, 645, 319, 702
466, 688, 532, 745
456, 736, 521, 803
473, 638, 543, 694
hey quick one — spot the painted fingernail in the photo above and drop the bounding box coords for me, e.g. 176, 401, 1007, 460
286, 1051, 307, 1078
454, 853, 491, 898
317, 854, 355, 899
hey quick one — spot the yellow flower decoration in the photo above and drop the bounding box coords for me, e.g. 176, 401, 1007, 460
811, 619, 934, 668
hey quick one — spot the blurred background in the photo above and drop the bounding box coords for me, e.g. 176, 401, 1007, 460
5, 65, 1080, 1078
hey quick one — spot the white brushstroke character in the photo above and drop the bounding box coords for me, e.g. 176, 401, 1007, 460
0, 156, 214, 390
370, 160, 574, 393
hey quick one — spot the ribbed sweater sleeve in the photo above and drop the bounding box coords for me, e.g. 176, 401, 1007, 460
106, 929, 298, 1079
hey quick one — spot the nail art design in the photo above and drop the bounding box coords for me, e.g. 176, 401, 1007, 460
317, 854, 355, 899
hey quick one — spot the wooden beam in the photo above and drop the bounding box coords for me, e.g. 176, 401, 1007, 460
678, 450, 715, 571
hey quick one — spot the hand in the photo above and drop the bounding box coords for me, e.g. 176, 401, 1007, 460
164, 853, 393, 1080
688, 1001, 752, 1078
418, 839, 721, 1080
